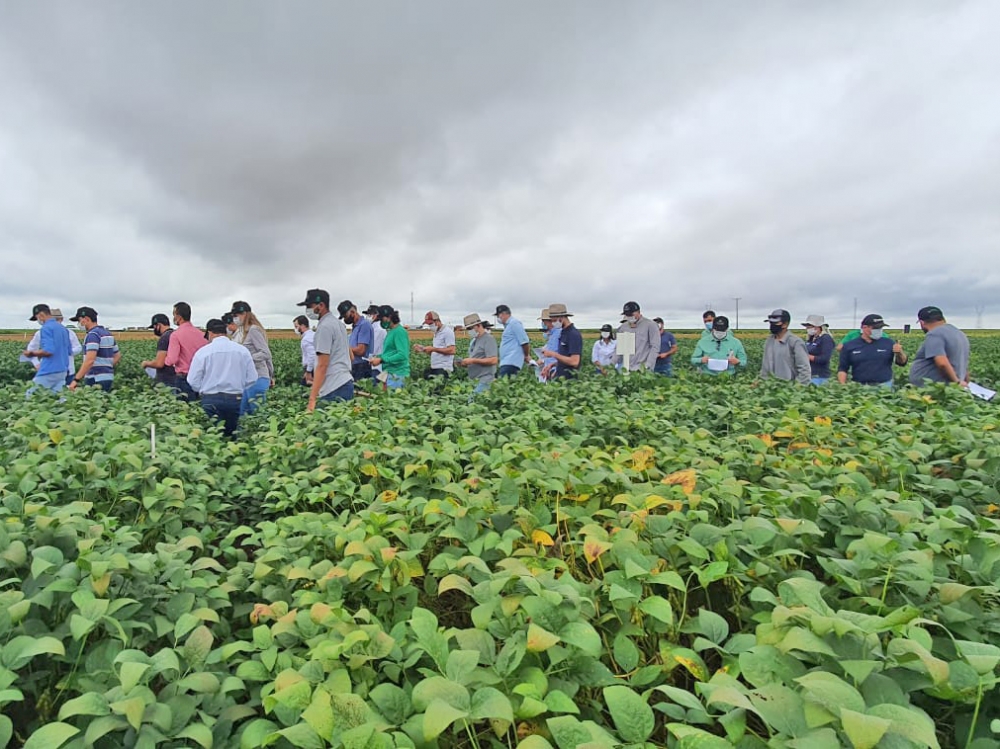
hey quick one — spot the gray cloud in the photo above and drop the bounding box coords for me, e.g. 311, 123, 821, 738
1, 1, 998, 331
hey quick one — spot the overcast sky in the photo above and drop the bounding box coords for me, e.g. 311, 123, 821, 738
1, 2, 998, 331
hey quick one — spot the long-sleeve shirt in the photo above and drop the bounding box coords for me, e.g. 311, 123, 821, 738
300, 329, 316, 371
187, 336, 259, 395
66, 327, 82, 375
36, 319, 71, 377
617, 316, 660, 371
690, 332, 747, 375
165, 321, 208, 375
241, 325, 274, 381
806, 333, 835, 379
761, 333, 811, 384
379, 325, 411, 377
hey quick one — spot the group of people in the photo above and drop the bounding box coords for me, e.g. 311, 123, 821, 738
21, 293, 973, 436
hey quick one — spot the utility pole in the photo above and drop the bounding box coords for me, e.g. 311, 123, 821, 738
976, 304, 985, 329
732, 297, 741, 330
410, 291, 414, 326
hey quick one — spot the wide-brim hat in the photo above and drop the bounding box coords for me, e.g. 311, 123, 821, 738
464, 313, 485, 329
548, 303, 574, 317
802, 314, 826, 327
539, 308, 551, 321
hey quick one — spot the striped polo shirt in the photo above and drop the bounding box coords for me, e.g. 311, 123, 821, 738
84, 326, 119, 382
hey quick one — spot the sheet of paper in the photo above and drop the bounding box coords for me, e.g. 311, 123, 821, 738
533, 347, 546, 359
707, 358, 729, 372
18, 354, 33, 364
145, 367, 158, 379
968, 382, 996, 401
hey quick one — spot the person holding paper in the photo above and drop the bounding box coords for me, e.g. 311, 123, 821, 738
618, 301, 660, 371
537, 308, 560, 382
24, 304, 71, 395
690, 316, 746, 376
141, 313, 176, 388
457, 313, 499, 396
541, 303, 582, 380
909, 306, 970, 387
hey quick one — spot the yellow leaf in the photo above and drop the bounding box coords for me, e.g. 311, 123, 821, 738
531, 529, 555, 547
816, 448, 833, 457
845, 460, 861, 471
662, 469, 696, 495
773, 430, 795, 439
91, 572, 111, 596
359, 464, 378, 477
249, 604, 273, 624
583, 539, 611, 564
776, 518, 802, 533
813, 416, 832, 427
526, 623, 561, 652
380, 547, 398, 562
631, 447, 655, 471
757, 434, 776, 448
310, 603, 333, 623
48, 429, 64, 445
380, 490, 399, 502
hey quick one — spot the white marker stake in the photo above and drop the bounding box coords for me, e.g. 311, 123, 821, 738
617, 331, 636, 373
150, 423, 156, 460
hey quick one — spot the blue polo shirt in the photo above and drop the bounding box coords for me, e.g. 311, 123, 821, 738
84, 326, 119, 383
349, 316, 374, 357
499, 316, 529, 369
37, 319, 70, 377
838, 336, 896, 385
553, 324, 583, 379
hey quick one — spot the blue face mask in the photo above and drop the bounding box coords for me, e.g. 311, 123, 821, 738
705, 322, 713, 331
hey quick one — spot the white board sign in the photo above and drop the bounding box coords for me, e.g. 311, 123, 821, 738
617, 332, 635, 372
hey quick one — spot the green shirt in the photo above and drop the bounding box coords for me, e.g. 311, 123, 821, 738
839, 330, 861, 346
379, 325, 411, 377
690, 332, 748, 375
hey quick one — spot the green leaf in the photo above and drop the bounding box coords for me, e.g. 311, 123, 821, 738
603, 685, 654, 743
613, 634, 640, 672
277, 723, 324, 749
638, 596, 674, 626
240, 719, 280, 749
182, 625, 214, 667
796, 672, 866, 715
370, 683, 411, 725
2, 635, 66, 670
547, 716, 593, 749
840, 708, 891, 749
446, 650, 480, 684
110, 696, 146, 731
58, 692, 111, 719
526, 623, 560, 652
867, 704, 940, 749
411, 676, 470, 712
667, 723, 737, 748
176, 723, 214, 749
470, 687, 514, 723
177, 672, 221, 693
544, 690, 580, 715
694, 609, 728, 644
120, 661, 150, 692
23, 722, 79, 749
517, 737, 555, 749
495, 634, 526, 677
560, 622, 602, 658
423, 698, 468, 740
0, 715, 12, 749
301, 688, 334, 740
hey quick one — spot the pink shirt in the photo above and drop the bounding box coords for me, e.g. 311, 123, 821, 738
165, 321, 208, 375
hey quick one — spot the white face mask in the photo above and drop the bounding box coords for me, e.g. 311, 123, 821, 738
870, 328, 884, 340
601, 331, 611, 339
551, 320, 563, 330
806, 327, 818, 336
712, 329, 727, 341
467, 328, 478, 338
306, 310, 319, 321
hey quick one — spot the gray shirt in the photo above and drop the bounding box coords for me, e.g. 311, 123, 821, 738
761, 332, 811, 384
618, 316, 660, 371
467, 331, 498, 384
909, 323, 970, 386
242, 325, 274, 381
430, 325, 456, 372
314, 312, 354, 396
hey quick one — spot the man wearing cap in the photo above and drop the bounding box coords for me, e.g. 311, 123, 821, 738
457, 313, 498, 395
293, 315, 316, 386
298, 289, 354, 409
618, 301, 660, 371
700, 310, 716, 343
24, 304, 72, 395
163, 302, 207, 400
363, 304, 387, 380
653, 317, 678, 376
141, 314, 176, 388
68, 307, 120, 392
541, 304, 583, 380
415, 310, 456, 379
802, 314, 835, 385
53, 309, 83, 384
909, 306, 970, 387
494, 305, 530, 378
760, 309, 811, 385
187, 319, 258, 437
537, 308, 560, 382
336, 301, 374, 382
838, 314, 908, 387
691, 316, 747, 375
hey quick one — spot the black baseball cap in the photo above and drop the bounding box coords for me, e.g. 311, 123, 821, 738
221, 312, 234, 325
29, 303, 50, 321
764, 309, 790, 324
713, 316, 730, 331
917, 306, 944, 322
377, 304, 395, 319
653, 317, 664, 324
231, 300, 252, 314
337, 300, 355, 319
600, 324, 613, 332
861, 314, 886, 329
70, 306, 98, 322
148, 313, 170, 329
363, 304, 380, 315
205, 318, 228, 335
622, 301, 640, 315
296, 289, 330, 308
494, 304, 511, 316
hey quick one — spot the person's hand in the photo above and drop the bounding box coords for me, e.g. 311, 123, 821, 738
701, 356, 710, 364
414, 344, 425, 353
728, 355, 740, 365
141, 360, 150, 368
808, 355, 815, 362
892, 342, 903, 354
458, 358, 470, 367
541, 349, 554, 358
270, 379, 275, 388
370, 357, 381, 367
307, 399, 316, 413
68, 380, 78, 391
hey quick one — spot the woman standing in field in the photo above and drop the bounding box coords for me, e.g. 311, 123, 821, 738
230, 301, 274, 414
369, 305, 410, 390
592, 324, 618, 374
802, 314, 835, 385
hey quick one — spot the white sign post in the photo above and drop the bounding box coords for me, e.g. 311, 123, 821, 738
617, 331, 636, 372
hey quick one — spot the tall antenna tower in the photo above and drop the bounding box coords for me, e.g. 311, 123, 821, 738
975, 304, 985, 329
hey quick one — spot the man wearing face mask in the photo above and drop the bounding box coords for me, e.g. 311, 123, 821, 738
457, 313, 499, 395
164, 301, 207, 400
141, 313, 176, 388
909, 306, 970, 387
760, 309, 811, 385
541, 303, 582, 380
363, 304, 386, 381
538, 308, 560, 381
293, 315, 315, 386
837, 314, 907, 387
338, 301, 374, 382
700, 311, 716, 343
617, 301, 660, 371
414, 310, 455, 379
653, 317, 678, 376
298, 289, 354, 410
691, 316, 746, 375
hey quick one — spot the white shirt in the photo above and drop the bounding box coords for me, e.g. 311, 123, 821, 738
187, 336, 258, 395
592, 338, 618, 367
26, 325, 80, 373
370, 316, 387, 369
300, 329, 316, 371
429, 324, 456, 371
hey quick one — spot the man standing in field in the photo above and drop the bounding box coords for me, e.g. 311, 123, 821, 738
165, 301, 207, 400
364, 304, 386, 381
293, 315, 316, 386
837, 314, 908, 387
495, 304, 530, 378
909, 306, 970, 387
653, 317, 678, 376
299, 289, 354, 409
760, 309, 811, 385
618, 301, 660, 371
24, 304, 71, 395
457, 313, 498, 395
338, 301, 374, 382
541, 303, 583, 379
538, 308, 560, 382
415, 310, 456, 379
187, 318, 258, 437
700, 310, 716, 344
68, 307, 120, 392
140, 313, 176, 389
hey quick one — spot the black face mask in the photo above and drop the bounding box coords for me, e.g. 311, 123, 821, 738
153, 326, 162, 338
769, 323, 784, 335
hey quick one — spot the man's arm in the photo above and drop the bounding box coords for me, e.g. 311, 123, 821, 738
308, 353, 329, 411
70, 350, 98, 388
932, 354, 960, 384
186, 351, 205, 392
165, 330, 181, 367
794, 340, 812, 384
142, 350, 169, 369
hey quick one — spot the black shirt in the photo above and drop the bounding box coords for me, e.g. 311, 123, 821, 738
554, 324, 583, 379
838, 336, 896, 384
156, 330, 176, 384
